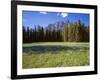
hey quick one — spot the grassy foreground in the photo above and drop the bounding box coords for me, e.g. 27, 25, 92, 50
23, 42, 89, 68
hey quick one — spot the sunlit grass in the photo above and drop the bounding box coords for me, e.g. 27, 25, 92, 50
22, 42, 89, 68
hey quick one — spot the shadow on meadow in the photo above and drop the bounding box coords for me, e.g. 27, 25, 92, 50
23, 45, 89, 54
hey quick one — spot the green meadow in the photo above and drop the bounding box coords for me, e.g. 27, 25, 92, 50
22, 42, 89, 69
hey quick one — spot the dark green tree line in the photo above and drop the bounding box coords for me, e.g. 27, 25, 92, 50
23, 20, 89, 43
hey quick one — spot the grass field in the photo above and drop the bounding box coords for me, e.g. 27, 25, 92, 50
22, 42, 89, 69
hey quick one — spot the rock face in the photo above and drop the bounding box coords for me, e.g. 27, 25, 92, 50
46, 20, 68, 30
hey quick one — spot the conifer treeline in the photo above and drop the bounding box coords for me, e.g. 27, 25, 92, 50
23, 20, 89, 43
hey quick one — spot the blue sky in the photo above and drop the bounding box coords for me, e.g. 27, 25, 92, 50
22, 11, 90, 28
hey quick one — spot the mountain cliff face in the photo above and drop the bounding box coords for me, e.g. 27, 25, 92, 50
46, 21, 68, 30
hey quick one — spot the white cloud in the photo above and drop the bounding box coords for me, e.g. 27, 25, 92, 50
57, 13, 60, 16
39, 11, 47, 14
57, 12, 68, 18
61, 13, 68, 18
